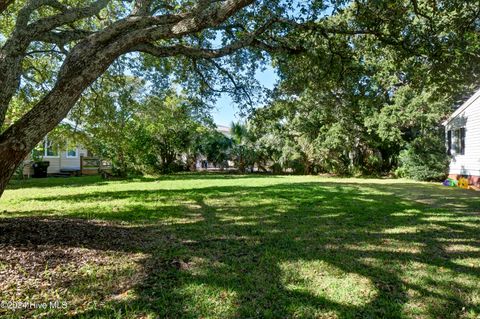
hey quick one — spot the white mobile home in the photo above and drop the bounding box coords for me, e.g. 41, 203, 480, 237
443, 88, 480, 186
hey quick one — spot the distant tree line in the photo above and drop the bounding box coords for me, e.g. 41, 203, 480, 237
58, 71, 451, 181
62, 76, 260, 176
49, 63, 463, 180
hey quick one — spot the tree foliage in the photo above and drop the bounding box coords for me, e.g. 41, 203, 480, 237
396, 132, 449, 181
197, 131, 232, 169
247, 0, 480, 179
133, 93, 208, 174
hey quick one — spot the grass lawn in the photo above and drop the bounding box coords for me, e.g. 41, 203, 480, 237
1, 174, 480, 318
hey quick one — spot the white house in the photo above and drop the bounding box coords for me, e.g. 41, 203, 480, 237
443, 88, 480, 186
23, 137, 89, 176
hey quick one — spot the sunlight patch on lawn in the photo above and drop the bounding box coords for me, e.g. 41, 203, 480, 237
178, 283, 238, 318
444, 244, 480, 253
451, 258, 480, 268
380, 222, 452, 235
382, 226, 420, 234
280, 260, 377, 307
345, 240, 425, 254
421, 215, 470, 222
400, 260, 480, 318
390, 209, 422, 216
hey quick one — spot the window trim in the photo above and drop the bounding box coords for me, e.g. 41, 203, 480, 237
447, 130, 452, 156
454, 127, 466, 156
34, 138, 60, 158
459, 127, 466, 155
66, 141, 79, 159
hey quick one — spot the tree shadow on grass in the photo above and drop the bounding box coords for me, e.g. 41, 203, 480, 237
6, 175, 109, 190
7, 172, 282, 191
1, 181, 480, 318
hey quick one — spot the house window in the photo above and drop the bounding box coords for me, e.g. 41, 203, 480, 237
447, 130, 452, 155
460, 127, 466, 155
45, 139, 59, 157
454, 128, 465, 155
33, 138, 59, 158
66, 141, 78, 158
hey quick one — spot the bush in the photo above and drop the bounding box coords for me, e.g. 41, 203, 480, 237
286, 158, 306, 174
270, 163, 283, 174
164, 161, 187, 174
13, 164, 25, 180
363, 150, 384, 175
396, 132, 449, 181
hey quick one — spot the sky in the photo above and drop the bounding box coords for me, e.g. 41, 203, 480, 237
210, 0, 314, 127
211, 65, 279, 127
210, 0, 336, 127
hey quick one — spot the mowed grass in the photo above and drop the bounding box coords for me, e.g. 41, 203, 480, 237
1, 174, 480, 318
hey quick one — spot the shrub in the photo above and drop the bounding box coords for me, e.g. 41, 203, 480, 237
396, 132, 449, 181
270, 163, 283, 174
13, 164, 25, 180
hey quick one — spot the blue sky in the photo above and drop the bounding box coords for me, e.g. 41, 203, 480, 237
210, 0, 336, 126
211, 65, 278, 127
210, 0, 313, 127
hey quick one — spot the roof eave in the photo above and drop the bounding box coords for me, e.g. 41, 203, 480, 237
444, 87, 480, 125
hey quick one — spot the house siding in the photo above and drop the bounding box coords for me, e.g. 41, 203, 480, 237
444, 91, 480, 185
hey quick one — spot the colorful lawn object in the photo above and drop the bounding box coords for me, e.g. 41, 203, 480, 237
458, 178, 469, 189
442, 178, 457, 187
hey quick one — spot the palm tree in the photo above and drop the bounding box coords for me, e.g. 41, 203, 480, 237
230, 122, 254, 173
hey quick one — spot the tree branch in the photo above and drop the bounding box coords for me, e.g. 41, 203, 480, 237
0, 0, 14, 15
33, 29, 94, 46
28, 0, 110, 35
132, 18, 276, 58
209, 59, 254, 105
191, 59, 229, 94
131, 0, 153, 16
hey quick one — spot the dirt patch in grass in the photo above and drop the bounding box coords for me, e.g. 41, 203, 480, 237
0, 217, 153, 248
0, 218, 153, 318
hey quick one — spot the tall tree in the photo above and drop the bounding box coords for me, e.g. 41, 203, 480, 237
230, 121, 255, 172
134, 93, 205, 173
71, 74, 145, 175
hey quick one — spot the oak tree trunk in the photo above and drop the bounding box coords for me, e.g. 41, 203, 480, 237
0, 138, 29, 197
0, 45, 116, 197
